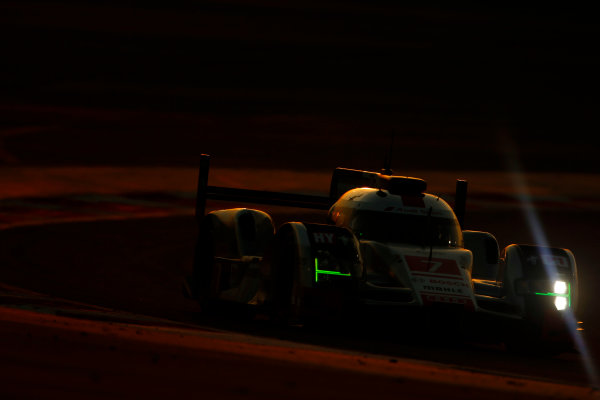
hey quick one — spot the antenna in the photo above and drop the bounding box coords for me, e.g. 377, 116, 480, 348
382, 132, 395, 176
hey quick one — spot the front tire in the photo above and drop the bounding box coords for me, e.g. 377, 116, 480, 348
271, 224, 305, 325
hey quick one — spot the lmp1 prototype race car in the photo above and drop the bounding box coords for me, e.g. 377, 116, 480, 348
184, 155, 581, 351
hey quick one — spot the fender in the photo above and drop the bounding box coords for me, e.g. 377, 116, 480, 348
503, 244, 578, 316
272, 222, 362, 321
191, 208, 275, 306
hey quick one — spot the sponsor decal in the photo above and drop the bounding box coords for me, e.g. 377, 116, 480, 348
421, 294, 474, 308
405, 255, 474, 308
404, 255, 461, 276
526, 254, 569, 268
312, 232, 335, 244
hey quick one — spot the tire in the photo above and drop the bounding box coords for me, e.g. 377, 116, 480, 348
271, 222, 359, 328
271, 225, 304, 325
192, 218, 219, 314
505, 329, 568, 356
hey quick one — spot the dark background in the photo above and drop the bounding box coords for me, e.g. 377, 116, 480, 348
1, 1, 599, 172
1, 3, 600, 389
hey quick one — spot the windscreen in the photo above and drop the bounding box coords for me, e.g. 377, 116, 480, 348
350, 210, 463, 248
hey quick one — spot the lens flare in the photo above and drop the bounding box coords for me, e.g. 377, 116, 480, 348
499, 131, 599, 388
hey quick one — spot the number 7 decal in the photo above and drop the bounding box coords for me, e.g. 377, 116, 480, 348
421, 260, 443, 272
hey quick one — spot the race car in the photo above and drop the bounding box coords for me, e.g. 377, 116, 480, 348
184, 155, 580, 351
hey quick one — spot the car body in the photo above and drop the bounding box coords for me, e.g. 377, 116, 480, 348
185, 155, 580, 351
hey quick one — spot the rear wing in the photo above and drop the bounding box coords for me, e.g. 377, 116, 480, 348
195, 154, 468, 228
195, 155, 331, 222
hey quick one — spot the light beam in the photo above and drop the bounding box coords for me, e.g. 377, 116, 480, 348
498, 130, 599, 388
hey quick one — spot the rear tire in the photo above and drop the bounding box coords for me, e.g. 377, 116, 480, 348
192, 218, 219, 314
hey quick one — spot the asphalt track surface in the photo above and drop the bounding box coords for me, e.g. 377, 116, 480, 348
1, 203, 600, 399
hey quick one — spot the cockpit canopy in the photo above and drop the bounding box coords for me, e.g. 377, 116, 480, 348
350, 210, 463, 248
329, 188, 464, 249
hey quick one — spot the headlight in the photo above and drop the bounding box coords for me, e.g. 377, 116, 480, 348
553, 280, 568, 295
525, 279, 571, 311
555, 296, 568, 311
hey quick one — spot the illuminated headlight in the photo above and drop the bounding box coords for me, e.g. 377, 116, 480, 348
555, 296, 568, 311
529, 280, 571, 310
553, 280, 568, 295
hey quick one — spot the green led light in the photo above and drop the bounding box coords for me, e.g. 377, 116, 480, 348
534, 282, 571, 308
534, 292, 569, 297
314, 258, 351, 282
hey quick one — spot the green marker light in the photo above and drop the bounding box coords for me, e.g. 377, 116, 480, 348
314, 258, 351, 282
534, 281, 571, 310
